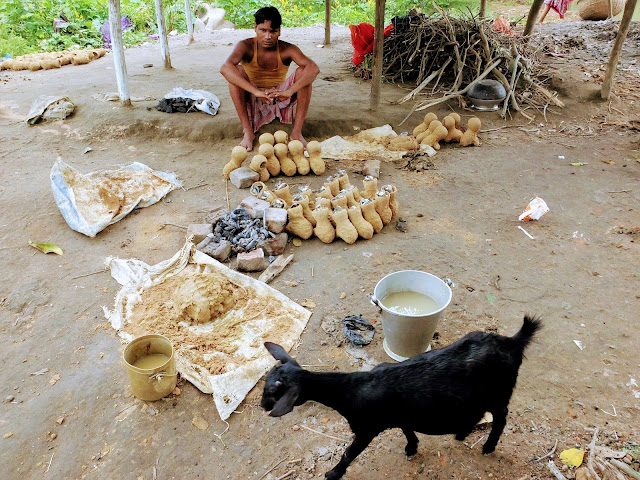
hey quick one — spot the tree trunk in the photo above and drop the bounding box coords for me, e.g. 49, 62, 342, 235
107, 0, 130, 106
370, 0, 386, 111
154, 0, 172, 68
601, 0, 638, 99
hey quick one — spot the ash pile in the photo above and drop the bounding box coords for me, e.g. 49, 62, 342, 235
155, 97, 198, 113
212, 208, 274, 254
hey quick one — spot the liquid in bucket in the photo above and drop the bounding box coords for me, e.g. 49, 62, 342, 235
381, 291, 438, 316
133, 353, 170, 370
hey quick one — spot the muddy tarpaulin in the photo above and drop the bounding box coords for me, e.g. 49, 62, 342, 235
50, 159, 181, 237
104, 241, 311, 420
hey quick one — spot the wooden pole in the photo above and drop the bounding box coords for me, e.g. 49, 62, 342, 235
324, 0, 331, 45
107, 0, 130, 106
479, 0, 486, 19
154, 0, 172, 68
370, 0, 386, 111
601, 0, 638, 99
523, 0, 545, 37
185, 0, 194, 43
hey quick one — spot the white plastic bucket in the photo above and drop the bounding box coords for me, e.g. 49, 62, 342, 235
371, 270, 452, 361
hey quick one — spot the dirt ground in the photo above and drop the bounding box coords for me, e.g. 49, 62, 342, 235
1, 14, 639, 480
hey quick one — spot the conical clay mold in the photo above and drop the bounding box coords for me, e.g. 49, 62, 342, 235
330, 191, 349, 210
307, 140, 325, 175
336, 170, 351, 190
331, 207, 358, 245
250, 154, 270, 182
324, 176, 340, 196
259, 143, 280, 176
383, 184, 399, 218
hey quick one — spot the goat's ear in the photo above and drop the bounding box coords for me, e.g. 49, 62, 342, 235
269, 385, 300, 417
264, 342, 298, 365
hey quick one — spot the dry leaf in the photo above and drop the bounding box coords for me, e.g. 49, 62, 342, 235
171, 387, 181, 396
339, 292, 347, 299
292, 238, 302, 247
28, 240, 63, 255
30, 368, 49, 376
192, 416, 209, 430
601, 160, 615, 165
570, 162, 588, 167
3, 432, 13, 439
560, 448, 585, 467
49, 373, 61, 386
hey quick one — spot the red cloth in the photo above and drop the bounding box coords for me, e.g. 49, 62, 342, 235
349, 22, 394, 66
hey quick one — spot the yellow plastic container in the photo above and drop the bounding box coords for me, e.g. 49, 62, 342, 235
123, 334, 177, 401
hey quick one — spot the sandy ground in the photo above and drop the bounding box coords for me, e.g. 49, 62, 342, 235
1, 16, 639, 480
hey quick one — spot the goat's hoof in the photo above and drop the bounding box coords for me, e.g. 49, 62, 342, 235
482, 444, 496, 455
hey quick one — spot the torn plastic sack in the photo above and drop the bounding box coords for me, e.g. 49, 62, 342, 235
50, 158, 181, 237
159, 87, 220, 115
26, 95, 75, 125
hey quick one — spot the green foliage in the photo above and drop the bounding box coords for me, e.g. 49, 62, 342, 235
0, 0, 479, 57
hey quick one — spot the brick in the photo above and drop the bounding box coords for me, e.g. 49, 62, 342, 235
240, 196, 270, 219
198, 239, 232, 262
203, 204, 229, 225
362, 160, 381, 178
264, 207, 288, 233
229, 167, 259, 189
236, 248, 266, 272
187, 223, 213, 244
258, 232, 288, 256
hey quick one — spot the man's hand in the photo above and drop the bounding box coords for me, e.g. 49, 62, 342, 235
265, 88, 294, 104
253, 89, 272, 104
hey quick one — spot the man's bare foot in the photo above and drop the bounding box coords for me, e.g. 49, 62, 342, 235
240, 131, 255, 151
290, 132, 307, 148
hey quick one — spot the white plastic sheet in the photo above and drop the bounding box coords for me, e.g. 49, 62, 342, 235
50, 159, 181, 237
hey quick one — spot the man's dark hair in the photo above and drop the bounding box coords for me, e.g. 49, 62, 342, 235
254, 6, 282, 29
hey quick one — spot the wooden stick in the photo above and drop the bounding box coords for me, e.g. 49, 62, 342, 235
610, 459, 640, 479
258, 254, 294, 284
601, 0, 638, 99
184, 0, 194, 43
369, 0, 386, 111
298, 424, 351, 443
547, 460, 568, 480
258, 457, 288, 480
394, 58, 452, 105
324, 0, 331, 45
535, 439, 558, 461
71, 269, 106, 280
163, 222, 187, 229
524, 0, 545, 37
275, 470, 295, 480
154, 0, 172, 68
107, 0, 131, 105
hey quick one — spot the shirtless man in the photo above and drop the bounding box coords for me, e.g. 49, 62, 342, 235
220, 6, 319, 151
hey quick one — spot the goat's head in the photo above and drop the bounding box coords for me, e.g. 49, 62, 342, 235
261, 342, 303, 417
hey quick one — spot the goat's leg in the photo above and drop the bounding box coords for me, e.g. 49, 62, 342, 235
455, 425, 475, 442
402, 428, 419, 457
325, 432, 376, 480
483, 407, 508, 454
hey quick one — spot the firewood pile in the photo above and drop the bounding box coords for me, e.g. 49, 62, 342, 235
356, 10, 565, 120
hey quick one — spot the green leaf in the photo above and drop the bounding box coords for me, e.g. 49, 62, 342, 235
486, 293, 496, 304
570, 162, 588, 167
29, 240, 63, 255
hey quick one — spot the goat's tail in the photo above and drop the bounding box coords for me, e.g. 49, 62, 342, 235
511, 315, 542, 351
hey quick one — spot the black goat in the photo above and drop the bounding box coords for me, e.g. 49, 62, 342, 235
261, 315, 541, 480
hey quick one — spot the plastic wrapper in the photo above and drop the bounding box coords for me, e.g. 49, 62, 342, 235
519, 197, 549, 221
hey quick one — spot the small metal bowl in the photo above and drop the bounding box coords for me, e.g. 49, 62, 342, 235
467, 79, 507, 111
